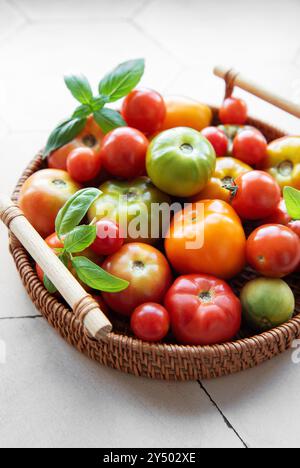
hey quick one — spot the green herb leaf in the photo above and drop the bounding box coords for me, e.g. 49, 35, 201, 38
58, 251, 69, 267
55, 188, 101, 238
283, 186, 300, 220
72, 104, 92, 119
94, 108, 126, 134
43, 117, 87, 158
44, 274, 57, 294
64, 225, 97, 253
71, 256, 129, 292
98, 58, 145, 102
64, 74, 93, 105
90, 96, 108, 112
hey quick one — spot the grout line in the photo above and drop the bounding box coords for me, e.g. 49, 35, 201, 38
131, 0, 155, 19
4, 0, 31, 23
0, 315, 42, 320
197, 380, 249, 448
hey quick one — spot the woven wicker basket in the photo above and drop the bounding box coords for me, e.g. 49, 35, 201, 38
3, 67, 300, 381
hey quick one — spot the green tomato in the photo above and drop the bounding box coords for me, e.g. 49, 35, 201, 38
88, 177, 171, 244
241, 277, 295, 331
146, 127, 216, 197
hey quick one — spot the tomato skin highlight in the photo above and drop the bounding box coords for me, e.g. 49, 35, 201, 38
122, 88, 166, 135
246, 224, 300, 278
131, 303, 170, 342
165, 200, 246, 280
67, 147, 101, 182
232, 170, 281, 220
219, 97, 248, 125
100, 127, 149, 179
232, 129, 267, 166
90, 219, 124, 256
164, 274, 241, 345
102, 243, 172, 316
201, 126, 229, 157
19, 169, 81, 238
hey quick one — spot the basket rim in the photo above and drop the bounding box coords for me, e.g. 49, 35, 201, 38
9, 108, 300, 373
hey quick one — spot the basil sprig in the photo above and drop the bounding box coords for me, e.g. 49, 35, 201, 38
43, 188, 129, 294
283, 187, 300, 220
43, 58, 145, 157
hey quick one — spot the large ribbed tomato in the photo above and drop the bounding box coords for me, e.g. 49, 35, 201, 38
165, 200, 246, 279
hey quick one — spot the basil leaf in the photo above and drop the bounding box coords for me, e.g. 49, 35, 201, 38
44, 274, 57, 294
94, 108, 126, 134
98, 58, 145, 102
283, 186, 300, 220
64, 225, 97, 253
72, 104, 92, 119
43, 117, 86, 158
64, 74, 93, 105
71, 256, 129, 292
58, 251, 69, 267
90, 95, 107, 112
55, 188, 101, 238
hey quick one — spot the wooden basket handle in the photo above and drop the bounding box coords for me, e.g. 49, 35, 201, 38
0, 194, 112, 341
214, 65, 300, 118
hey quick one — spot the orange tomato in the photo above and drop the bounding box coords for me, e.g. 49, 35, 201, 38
165, 200, 246, 279
48, 116, 104, 170
19, 169, 81, 238
191, 157, 252, 203
161, 96, 212, 132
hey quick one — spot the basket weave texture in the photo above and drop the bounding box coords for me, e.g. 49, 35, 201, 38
8, 109, 300, 381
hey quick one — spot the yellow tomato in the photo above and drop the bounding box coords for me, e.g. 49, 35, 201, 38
190, 157, 252, 202
161, 96, 212, 132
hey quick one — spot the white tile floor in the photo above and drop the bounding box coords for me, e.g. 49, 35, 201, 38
0, 0, 299, 448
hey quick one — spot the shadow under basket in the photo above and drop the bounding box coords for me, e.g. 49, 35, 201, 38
8, 107, 300, 381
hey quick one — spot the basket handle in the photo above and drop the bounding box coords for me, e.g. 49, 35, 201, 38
214, 65, 300, 118
0, 194, 112, 341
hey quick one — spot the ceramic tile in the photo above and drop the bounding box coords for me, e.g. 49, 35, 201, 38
11, 0, 146, 21
0, 0, 25, 40
203, 348, 300, 448
0, 318, 243, 448
0, 21, 179, 131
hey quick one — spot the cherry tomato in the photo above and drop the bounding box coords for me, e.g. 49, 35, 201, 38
201, 126, 228, 157
48, 116, 103, 170
19, 169, 81, 238
232, 128, 267, 165
246, 224, 300, 277
121, 88, 166, 135
161, 97, 212, 132
261, 198, 300, 239
164, 274, 241, 345
102, 243, 172, 316
100, 127, 149, 179
67, 147, 101, 182
131, 303, 170, 342
90, 219, 124, 256
165, 200, 246, 280
219, 97, 248, 125
232, 170, 281, 220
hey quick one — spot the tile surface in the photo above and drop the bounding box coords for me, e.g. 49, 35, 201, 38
0, 0, 299, 448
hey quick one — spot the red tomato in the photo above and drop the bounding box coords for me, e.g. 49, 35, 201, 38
67, 147, 101, 182
164, 274, 241, 345
100, 127, 149, 179
19, 169, 81, 238
201, 126, 228, 157
36, 233, 64, 282
102, 243, 172, 316
232, 129, 267, 165
48, 116, 103, 170
262, 198, 300, 238
131, 303, 170, 342
232, 170, 281, 220
91, 219, 124, 256
246, 224, 300, 277
219, 97, 247, 125
121, 88, 166, 135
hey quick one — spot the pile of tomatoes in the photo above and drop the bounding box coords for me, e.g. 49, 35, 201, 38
19, 87, 300, 346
